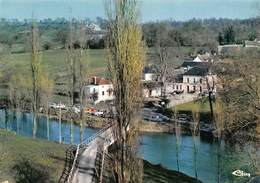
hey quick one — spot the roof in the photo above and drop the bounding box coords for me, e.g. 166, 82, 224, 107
143, 81, 163, 89
180, 61, 208, 68
144, 66, 157, 74
97, 79, 111, 85
183, 67, 208, 76
90, 77, 111, 85
193, 53, 212, 62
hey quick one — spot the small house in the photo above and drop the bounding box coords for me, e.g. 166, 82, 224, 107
84, 77, 114, 104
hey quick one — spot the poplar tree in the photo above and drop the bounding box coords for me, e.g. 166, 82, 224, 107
30, 21, 41, 139
106, 0, 145, 182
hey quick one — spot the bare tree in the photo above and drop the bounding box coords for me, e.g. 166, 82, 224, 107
65, 20, 89, 143
77, 21, 88, 143
191, 109, 200, 180
30, 21, 42, 139
66, 19, 77, 106
174, 110, 182, 172
214, 97, 224, 183
106, 0, 145, 182
215, 55, 260, 178
40, 76, 53, 141
155, 23, 171, 98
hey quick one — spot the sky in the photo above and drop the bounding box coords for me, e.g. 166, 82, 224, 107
0, 0, 258, 22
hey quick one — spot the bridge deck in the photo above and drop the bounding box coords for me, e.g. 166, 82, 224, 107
72, 127, 114, 183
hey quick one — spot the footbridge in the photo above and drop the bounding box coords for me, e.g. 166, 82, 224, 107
58, 123, 115, 183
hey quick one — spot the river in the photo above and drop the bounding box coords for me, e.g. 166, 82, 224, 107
0, 110, 256, 183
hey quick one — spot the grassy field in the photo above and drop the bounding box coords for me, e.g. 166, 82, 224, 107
1, 49, 107, 78
175, 98, 214, 112
0, 129, 67, 183
143, 160, 202, 183
1, 48, 185, 79
0, 48, 184, 103
0, 129, 202, 183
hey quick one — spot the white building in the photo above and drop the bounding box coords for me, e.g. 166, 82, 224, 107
193, 52, 213, 62
173, 67, 216, 94
84, 77, 114, 104
142, 66, 159, 81
143, 82, 162, 98
88, 23, 102, 32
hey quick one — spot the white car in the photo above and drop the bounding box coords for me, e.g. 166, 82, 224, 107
72, 106, 81, 114
50, 103, 57, 109
55, 103, 66, 109
93, 111, 104, 117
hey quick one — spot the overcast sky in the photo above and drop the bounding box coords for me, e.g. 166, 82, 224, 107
0, 0, 258, 22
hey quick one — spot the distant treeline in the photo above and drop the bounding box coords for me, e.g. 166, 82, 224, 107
0, 17, 260, 53
0, 17, 107, 53
143, 18, 260, 52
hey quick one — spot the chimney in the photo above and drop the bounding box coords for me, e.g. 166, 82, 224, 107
94, 76, 97, 85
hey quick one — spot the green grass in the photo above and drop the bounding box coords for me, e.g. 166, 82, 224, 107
1, 47, 186, 80
143, 160, 202, 183
175, 98, 214, 112
1, 49, 107, 79
0, 129, 67, 183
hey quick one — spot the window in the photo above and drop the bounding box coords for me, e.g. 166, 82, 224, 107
180, 85, 182, 90
200, 78, 203, 84
193, 78, 196, 83
187, 78, 189, 83
176, 85, 179, 90
193, 85, 196, 91
200, 86, 202, 92
187, 85, 189, 92
102, 91, 105, 96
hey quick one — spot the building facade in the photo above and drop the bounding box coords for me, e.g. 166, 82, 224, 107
84, 77, 114, 104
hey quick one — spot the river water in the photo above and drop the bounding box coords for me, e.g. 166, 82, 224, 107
0, 110, 256, 183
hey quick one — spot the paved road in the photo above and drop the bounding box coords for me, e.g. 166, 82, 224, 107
72, 127, 114, 183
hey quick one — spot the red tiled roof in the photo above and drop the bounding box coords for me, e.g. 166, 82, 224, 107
91, 77, 111, 85
98, 79, 111, 85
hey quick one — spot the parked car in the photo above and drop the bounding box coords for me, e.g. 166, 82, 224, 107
151, 115, 163, 122
56, 103, 66, 109
72, 106, 81, 114
93, 110, 104, 117
84, 107, 97, 114
50, 103, 57, 109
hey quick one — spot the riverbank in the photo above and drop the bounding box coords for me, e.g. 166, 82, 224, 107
0, 129, 67, 183
46, 110, 172, 133
143, 160, 202, 183
0, 129, 202, 183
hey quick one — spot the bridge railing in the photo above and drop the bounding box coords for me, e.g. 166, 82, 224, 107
80, 123, 113, 149
66, 123, 113, 183
67, 144, 80, 183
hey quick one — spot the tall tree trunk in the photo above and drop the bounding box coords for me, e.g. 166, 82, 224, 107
16, 109, 20, 135
176, 142, 180, 172
46, 102, 50, 141
4, 108, 8, 130
47, 114, 50, 141
106, 1, 145, 182
80, 110, 84, 143
33, 113, 37, 138
70, 119, 73, 144
30, 21, 41, 139
208, 91, 214, 119
59, 102, 62, 144
193, 140, 198, 179
217, 140, 221, 183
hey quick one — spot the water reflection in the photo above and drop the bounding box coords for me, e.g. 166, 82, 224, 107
141, 133, 256, 183
0, 110, 257, 183
0, 110, 97, 144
